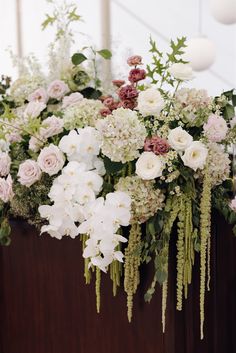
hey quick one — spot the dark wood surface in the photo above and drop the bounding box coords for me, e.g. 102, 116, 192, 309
0, 215, 236, 353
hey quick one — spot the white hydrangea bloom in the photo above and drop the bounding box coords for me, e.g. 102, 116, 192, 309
96, 107, 147, 163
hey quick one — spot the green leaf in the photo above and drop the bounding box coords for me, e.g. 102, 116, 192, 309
41, 14, 56, 30
71, 53, 87, 66
97, 49, 112, 60
224, 104, 235, 120
80, 87, 102, 99
103, 156, 124, 175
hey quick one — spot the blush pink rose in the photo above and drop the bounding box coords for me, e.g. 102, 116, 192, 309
0, 175, 14, 203
17, 160, 42, 187
47, 80, 69, 100
40, 116, 64, 139
28, 88, 48, 104
127, 55, 143, 66
62, 92, 83, 109
203, 114, 228, 142
24, 101, 46, 118
37, 144, 65, 176
0, 153, 11, 177
28, 136, 44, 153
230, 197, 236, 212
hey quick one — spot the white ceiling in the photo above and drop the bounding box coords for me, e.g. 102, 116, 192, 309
0, 0, 235, 95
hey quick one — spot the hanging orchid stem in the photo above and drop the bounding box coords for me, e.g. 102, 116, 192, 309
0, 119, 44, 143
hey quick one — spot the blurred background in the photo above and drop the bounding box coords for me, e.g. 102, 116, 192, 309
0, 0, 235, 95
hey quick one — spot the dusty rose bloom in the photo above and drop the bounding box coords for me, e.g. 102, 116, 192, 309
127, 55, 143, 66
100, 108, 112, 117
144, 136, 170, 155
120, 99, 137, 110
128, 68, 146, 83
103, 97, 115, 108
99, 95, 111, 103
112, 80, 125, 87
118, 85, 138, 100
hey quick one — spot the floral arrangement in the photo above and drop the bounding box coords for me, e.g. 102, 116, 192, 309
0, 4, 236, 340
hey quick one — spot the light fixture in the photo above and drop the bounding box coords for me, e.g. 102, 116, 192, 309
183, 37, 216, 71
210, 0, 236, 25
182, 0, 216, 71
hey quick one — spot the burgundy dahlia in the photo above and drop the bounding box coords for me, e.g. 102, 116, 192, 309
120, 99, 137, 110
128, 68, 146, 83
144, 136, 170, 155
118, 85, 138, 100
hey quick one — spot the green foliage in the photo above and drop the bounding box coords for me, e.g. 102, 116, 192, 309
72, 53, 87, 66
80, 87, 102, 100
147, 36, 187, 89
212, 182, 236, 232
97, 49, 112, 60
103, 156, 124, 175
0, 217, 11, 246
41, 1, 82, 40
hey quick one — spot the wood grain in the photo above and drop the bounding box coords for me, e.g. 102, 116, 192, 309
0, 214, 235, 353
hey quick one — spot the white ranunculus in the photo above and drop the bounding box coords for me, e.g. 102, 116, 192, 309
181, 141, 208, 171
168, 63, 194, 81
168, 126, 193, 151
136, 152, 163, 180
37, 144, 65, 176
137, 87, 165, 117
17, 159, 42, 187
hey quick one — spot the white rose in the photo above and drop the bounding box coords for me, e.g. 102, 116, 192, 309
17, 160, 42, 187
47, 80, 69, 100
24, 101, 46, 118
37, 144, 65, 176
168, 63, 194, 81
136, 152, 163, 180
0, 153, 11, 177
40, 115, 64, 139
137, 87, 165, 117
181, 141, 208, 171
168, 126, 193, 151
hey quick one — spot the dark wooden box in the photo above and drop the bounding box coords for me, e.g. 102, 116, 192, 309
0, 215, 236, 353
